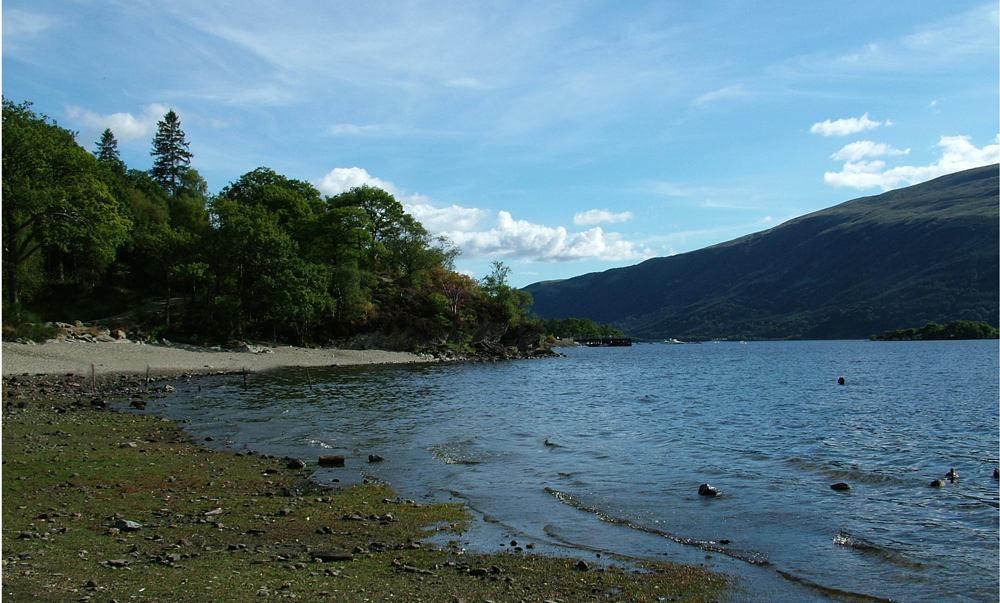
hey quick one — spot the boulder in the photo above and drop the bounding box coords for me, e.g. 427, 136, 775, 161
830, 482, 852, 491
287, 458, 307, 469
698, 483, 720, 497
929, 479, 946, 488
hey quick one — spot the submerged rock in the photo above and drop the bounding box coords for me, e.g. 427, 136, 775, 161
929, 479, 946, 488
830, 482, 852, 491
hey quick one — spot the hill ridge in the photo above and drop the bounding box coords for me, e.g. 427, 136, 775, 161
525, 164, 999, 340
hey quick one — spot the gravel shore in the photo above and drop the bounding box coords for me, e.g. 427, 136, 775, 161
2, 339, 428, 377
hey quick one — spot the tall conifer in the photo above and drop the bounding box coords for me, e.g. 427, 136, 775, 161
95, 128, 125, 173
149, 109, 192, 194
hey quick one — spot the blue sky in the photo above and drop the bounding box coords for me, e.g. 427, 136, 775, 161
4, 1, 998, 287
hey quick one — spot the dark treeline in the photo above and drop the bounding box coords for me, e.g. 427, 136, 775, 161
2, 98, 552, 349
537, 317, 624, 339
870, 320, 998, 341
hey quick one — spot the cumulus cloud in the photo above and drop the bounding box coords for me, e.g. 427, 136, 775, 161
315, 167, 653, 263
831, 141, 910, 162
447, 212, 654, 263
810, 113, 884, 137
824, 135, 999, 190
315, 167, 397, 196
573, 209, 633, 225
65, 103, 171, 143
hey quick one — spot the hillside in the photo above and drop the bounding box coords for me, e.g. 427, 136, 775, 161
525, 165, 999, 340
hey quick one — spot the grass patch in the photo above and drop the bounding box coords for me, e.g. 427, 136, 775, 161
2, 393, 731, 602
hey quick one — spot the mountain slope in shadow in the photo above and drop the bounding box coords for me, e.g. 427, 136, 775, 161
525, 164, 999, 340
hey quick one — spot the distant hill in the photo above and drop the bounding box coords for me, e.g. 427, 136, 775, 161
525, 165, 999, 340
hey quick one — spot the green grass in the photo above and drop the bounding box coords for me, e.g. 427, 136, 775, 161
2, 395, 731, 602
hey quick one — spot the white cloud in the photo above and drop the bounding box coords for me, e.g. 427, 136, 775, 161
65, 103, 171, 143
3, 9, 58, 50
824, 135, 999, 190
448, 211, 654, 263
693, 85, 749, 107
831, 140, 910, 162
573, 209, 633, 225
407, 203, 491, 232
315, 167, 653, 263
810, 113, 883, 137
315, 167, 396, 196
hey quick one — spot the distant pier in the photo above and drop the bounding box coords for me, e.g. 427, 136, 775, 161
576, 337, 632, 347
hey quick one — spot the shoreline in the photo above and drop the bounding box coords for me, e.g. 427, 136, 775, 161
1, 361, 730, 602
2, 339, 430, 378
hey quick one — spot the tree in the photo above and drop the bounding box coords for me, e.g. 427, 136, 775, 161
480, 261, 533, 327
2, 98, 131, 305
94, 128, 125, 174
149, 109, 192, 194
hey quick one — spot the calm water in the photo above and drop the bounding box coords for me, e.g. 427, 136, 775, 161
148, 340, 999, 602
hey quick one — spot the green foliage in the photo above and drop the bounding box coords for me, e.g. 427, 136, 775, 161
480, 261, 533, 328
2, 98, 132, 306
149, 109, 192, 194
2, 97, 548, 349
539, 316, 624, 339
871, 320, 999, 341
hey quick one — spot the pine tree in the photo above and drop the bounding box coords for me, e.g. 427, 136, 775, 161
95, 128, 125, 173
149, 109, 192, 194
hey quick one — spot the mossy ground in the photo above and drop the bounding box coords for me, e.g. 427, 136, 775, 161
2, 393, 730, 602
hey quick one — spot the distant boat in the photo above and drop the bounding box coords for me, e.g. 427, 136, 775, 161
664, 338, 685, 344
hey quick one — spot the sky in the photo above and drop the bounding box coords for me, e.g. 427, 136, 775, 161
4, 1, 998, 287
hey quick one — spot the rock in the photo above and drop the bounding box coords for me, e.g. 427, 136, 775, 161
287, 458, 307, 469
368, 454, 385, 463
929, 479, 946, 488
111, 329, 127, 340
993, 468, 999, 480
91, 399, 109, 410
119, 442, 136, 448
115, 519, 141, 532
204, 436, 214, 442
576, 560, 590, 571
830, 482, 852, 491
129, 400, 146, 410
311, 550, 354, 562
107, 559, 129, 568
698, 483, 720, 496
318, 455, 346, 467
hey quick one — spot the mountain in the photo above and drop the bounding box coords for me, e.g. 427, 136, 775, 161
525, 165, 999, 340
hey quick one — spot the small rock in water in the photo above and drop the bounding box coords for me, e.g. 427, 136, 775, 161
698, 483, 720, 497
993, 468, 999, 480
368, 454, 385, 463
929, 479, 946, 488
830, 482, 852, 491
318, 455, 345, 467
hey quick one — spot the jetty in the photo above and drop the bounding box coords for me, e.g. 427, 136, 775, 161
576, 337, 632, 347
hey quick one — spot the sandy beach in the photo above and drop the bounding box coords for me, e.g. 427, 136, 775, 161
1, 339, 428, 377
